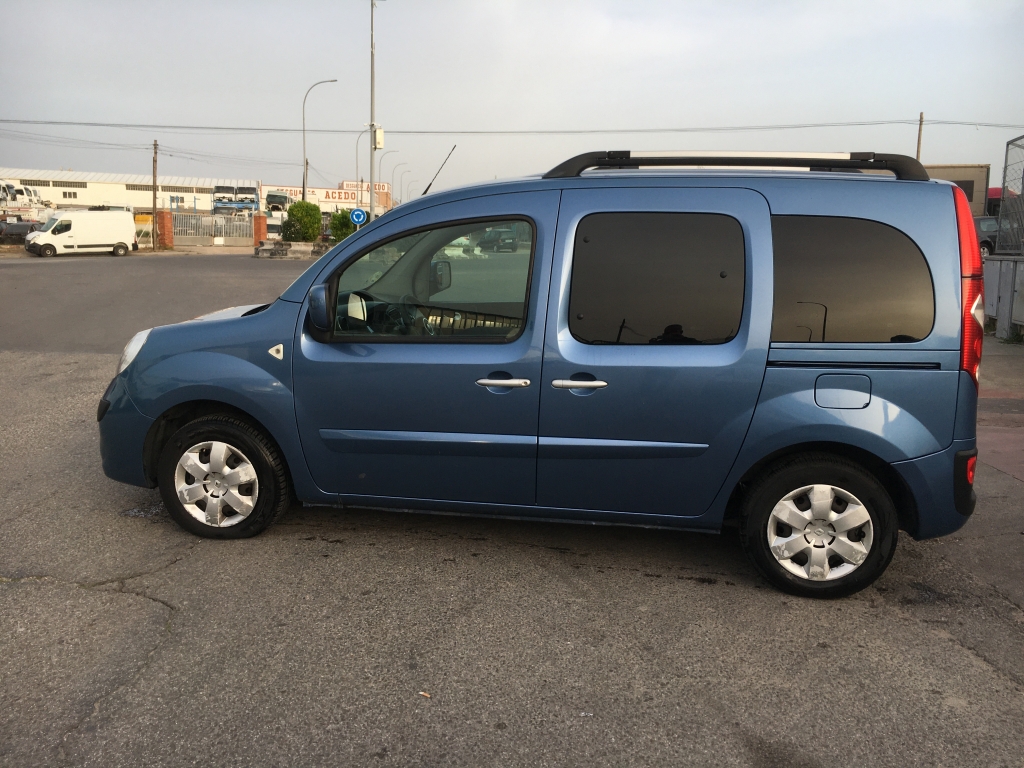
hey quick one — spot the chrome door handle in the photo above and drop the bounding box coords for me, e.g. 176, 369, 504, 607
552, 379, 608, 389
476, 378, 531, 388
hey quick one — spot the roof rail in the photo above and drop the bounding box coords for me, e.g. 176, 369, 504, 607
542, 151, 930, 181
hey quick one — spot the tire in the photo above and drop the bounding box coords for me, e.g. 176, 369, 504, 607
113, 243, 128, 257
157, 414, 291, 539
40, 244, 56, 258
980, 243, 991, 259
739, 454, 899, 598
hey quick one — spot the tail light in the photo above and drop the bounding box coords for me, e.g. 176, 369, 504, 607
953, 186, 983, 387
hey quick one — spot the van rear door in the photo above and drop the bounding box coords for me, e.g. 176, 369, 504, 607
536, 187, 772, 520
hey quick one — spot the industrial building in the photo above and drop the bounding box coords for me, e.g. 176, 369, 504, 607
0, 168, 259, 213
0, 167, 392, 216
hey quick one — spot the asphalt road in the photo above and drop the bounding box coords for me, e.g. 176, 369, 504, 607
1, 253, 1023, 767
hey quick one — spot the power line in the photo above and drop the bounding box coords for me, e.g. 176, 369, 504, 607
2, 117, 1024, 136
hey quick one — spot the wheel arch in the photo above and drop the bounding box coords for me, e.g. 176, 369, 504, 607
721, 441, 919, 536
142, 399, 292, 489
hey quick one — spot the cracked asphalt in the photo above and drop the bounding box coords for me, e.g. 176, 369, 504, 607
1, 253, 1023, 767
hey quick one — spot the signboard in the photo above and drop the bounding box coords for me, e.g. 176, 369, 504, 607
350, 208, 367, 225
340, 181, 391, 192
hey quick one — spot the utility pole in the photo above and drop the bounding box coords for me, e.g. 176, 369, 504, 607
368, 0, 383, 221
152, 140, 158, 251
916, 112, 924, 162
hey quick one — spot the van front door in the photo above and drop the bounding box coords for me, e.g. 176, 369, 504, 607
291, 192, 558, 506
51, 219, 74, 251
536, 187, 772, 521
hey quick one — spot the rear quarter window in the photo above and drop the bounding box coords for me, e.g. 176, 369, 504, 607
771, 216, 934, 343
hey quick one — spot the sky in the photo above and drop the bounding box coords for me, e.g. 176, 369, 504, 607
2, 0, 1023, 197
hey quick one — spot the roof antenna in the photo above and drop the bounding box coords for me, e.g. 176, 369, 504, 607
422, 145, 456, 196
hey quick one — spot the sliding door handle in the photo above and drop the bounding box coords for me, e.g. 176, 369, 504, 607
476, 378, 531, 388
552, 379, 608, 389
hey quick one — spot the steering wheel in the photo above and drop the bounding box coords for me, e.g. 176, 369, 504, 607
399, 293, 436, 336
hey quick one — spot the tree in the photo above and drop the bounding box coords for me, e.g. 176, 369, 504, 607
282, 200, 322, 242
330, 210, 356, 242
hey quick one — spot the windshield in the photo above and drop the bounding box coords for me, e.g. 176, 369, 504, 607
267, 194, 287, 204
40, 217, 58, 232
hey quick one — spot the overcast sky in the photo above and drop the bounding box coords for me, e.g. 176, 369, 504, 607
3, 0, 1023, 195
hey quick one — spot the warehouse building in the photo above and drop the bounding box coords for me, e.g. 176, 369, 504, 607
0, 168, 259, 212
1, 167, 392, 216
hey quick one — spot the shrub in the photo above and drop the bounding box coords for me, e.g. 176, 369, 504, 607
330, 210, 356, 242
282, 201, 322, 242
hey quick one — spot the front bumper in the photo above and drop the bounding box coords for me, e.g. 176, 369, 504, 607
98, 375, 155, 488
25, 241, 39, 254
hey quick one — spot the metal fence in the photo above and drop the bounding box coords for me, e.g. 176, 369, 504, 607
996, 134, 1024, 255
172, 212, 253, 239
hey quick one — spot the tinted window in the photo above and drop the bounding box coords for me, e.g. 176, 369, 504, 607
568, 213, 744, 345
330, 219, 533, 342
771, 216, 934, 343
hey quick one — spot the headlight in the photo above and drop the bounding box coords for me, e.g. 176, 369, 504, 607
117, 329, 151, 374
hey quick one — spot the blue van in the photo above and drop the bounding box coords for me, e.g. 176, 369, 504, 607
98, 151, 983, 598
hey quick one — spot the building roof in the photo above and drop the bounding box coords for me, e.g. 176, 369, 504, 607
0, 167, 259, 187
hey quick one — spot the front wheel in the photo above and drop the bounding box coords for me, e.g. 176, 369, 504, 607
739, 455, 899, 598
980, 243, 991, 259
113, 243, 129, 257
40, 244, 56, 258
157, 415, 291, 538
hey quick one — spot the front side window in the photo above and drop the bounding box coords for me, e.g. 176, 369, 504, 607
328, 219, 534, 342
771, 216, 934, 343
52, 220, 72, 235
568, 212, 745, 345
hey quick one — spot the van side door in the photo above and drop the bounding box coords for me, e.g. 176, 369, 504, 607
536, 187, 772, 521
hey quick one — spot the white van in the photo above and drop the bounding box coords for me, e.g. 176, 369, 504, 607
26, 210, 138, 257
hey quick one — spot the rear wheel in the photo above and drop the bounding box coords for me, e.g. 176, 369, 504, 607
739, 454, 899, 598
40, 244, 56, 258
980, 243, 991, 259
157, 415, 291, 538
113, 243, 128, 257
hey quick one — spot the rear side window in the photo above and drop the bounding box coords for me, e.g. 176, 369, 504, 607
771, 216, 934, 343
569, 213, 745, 345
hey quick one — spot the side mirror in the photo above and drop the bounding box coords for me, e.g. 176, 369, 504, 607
308, 284, 330, 331
429, 260, 452, 295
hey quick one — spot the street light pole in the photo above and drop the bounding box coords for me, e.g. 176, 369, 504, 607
354, 127, 369, 205
377, 150, 397, 208
406, 179, 419, 202
377, 150, 397, 183
391, 162, 407, 204
302, 79, 337, 202
398, 169, 410, 204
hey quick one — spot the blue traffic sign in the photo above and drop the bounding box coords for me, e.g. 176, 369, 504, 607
350, 208, 367, 225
